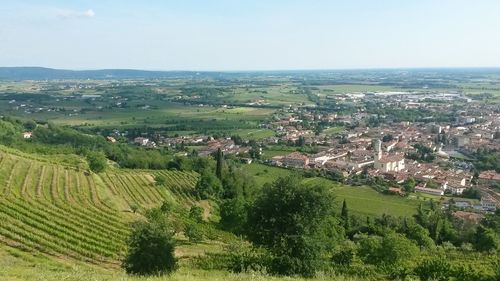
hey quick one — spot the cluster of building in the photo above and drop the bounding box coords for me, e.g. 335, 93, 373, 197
263, 95, 499, 213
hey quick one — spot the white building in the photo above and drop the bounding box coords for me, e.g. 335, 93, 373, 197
134, 137, 149, 146
373, 139, 405, 172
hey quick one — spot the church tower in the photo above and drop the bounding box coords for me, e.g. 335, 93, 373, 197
374, 139, 382, 161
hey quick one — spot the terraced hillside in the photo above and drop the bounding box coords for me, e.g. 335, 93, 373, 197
0, 147, 199, 266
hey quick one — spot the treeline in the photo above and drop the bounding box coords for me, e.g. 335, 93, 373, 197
0, 117, 188, 170
474, 148, 500, 172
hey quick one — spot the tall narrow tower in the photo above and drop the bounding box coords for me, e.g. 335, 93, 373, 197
374, 139, 382, 161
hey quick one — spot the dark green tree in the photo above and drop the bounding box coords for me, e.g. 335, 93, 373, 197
122, 218, 176, 275
195, 170, 223, 199
86, 151, 107, 173
188, 205, 204, 223
473, 225, 499, 252
215, 148, 223, 180
185, 223, 203, 243
219, 197, 248, 234
247, 176, 341, 277
155, 175, 167, 186
341, 199, 350, 231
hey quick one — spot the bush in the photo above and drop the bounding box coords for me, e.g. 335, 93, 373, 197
379, 232, 419, 266
414, 257, 452, 281
185, 223, 203, 243
122, 220, 177, 275
219, 197, 248, 234
86, 151, 107, 173
155, 175, 167, 186
229, 247, 269, 274
331, 241, 357, 266
188, 205, 204, 223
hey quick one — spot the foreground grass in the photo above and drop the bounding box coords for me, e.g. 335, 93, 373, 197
0, 245, 362, 281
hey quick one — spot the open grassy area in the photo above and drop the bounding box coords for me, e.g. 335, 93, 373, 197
303, 177, 421, 217
46, 104, 274, 127
227, 128, 275, 140
322, 126, 345, 136
0, 244, 364, 281
245, 163, 420, 217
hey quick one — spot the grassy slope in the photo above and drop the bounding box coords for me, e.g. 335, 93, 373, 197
246, 163, 421, 217
0, 146, 201, 268
0, 149, 427, 280
0, 244, 364, 281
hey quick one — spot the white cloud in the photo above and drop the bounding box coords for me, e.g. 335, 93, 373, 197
56, 9, 95, 19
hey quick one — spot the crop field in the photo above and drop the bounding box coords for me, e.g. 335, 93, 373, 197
0, 147, 199, 266
46, 104, 274, 127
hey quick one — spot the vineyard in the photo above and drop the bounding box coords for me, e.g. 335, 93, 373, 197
0, 147, 199, 266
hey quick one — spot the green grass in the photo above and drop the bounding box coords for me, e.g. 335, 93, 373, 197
246, 164, 419, 217
47, 104, 274, 127
245, 163, 293, 187
227, 128, 275, 140
0, 244, 364, 281
322, 126, 345, 136
261, 149, 291, 160
303, 178, 420, 217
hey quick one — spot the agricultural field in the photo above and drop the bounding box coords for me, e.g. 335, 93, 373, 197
0, 146, 200, 267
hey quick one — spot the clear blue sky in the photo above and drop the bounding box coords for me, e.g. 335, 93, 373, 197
1, 0, 499, 70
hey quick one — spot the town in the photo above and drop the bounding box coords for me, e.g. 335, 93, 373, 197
111, 90, 500, 216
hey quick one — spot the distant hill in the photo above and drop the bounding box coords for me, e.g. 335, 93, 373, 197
2, 66, 500, 81
0, 67, 218, 80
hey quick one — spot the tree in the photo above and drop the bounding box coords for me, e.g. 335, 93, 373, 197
404, 222, 435, 248
473, 225, 499, 252
130, 203, 139, 214
195, 170, 223, 199
23, 120, 37, 131
220, 197, 248, 234
379, 232, 419, 266
155, 175, 167, 186
358, 232, 419, 266
341, 199, 350, 231
185, 223, 203, 242
215, 148, 223, 180
188, 205, 204, 223
86, 151, 107, 173
382, 134, 394, 142
295, 135, 306, 147
122, 218, 177, 275
247, 176, 341, 277
403, 177, 416, 193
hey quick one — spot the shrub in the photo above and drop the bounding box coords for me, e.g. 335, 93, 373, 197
122, 220, 177, 275
185, 223, 203, 243
86, 151, 107, 173
414, 257, 452, 281
189, 205, 204, 223
331, 241, 357, 266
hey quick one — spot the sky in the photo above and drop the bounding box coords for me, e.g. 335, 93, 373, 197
1, 0, 500, 71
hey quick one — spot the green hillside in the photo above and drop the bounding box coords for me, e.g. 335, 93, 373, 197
0, 146, 199, 266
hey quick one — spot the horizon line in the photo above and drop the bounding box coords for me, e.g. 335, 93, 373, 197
2, 65, 500, 73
